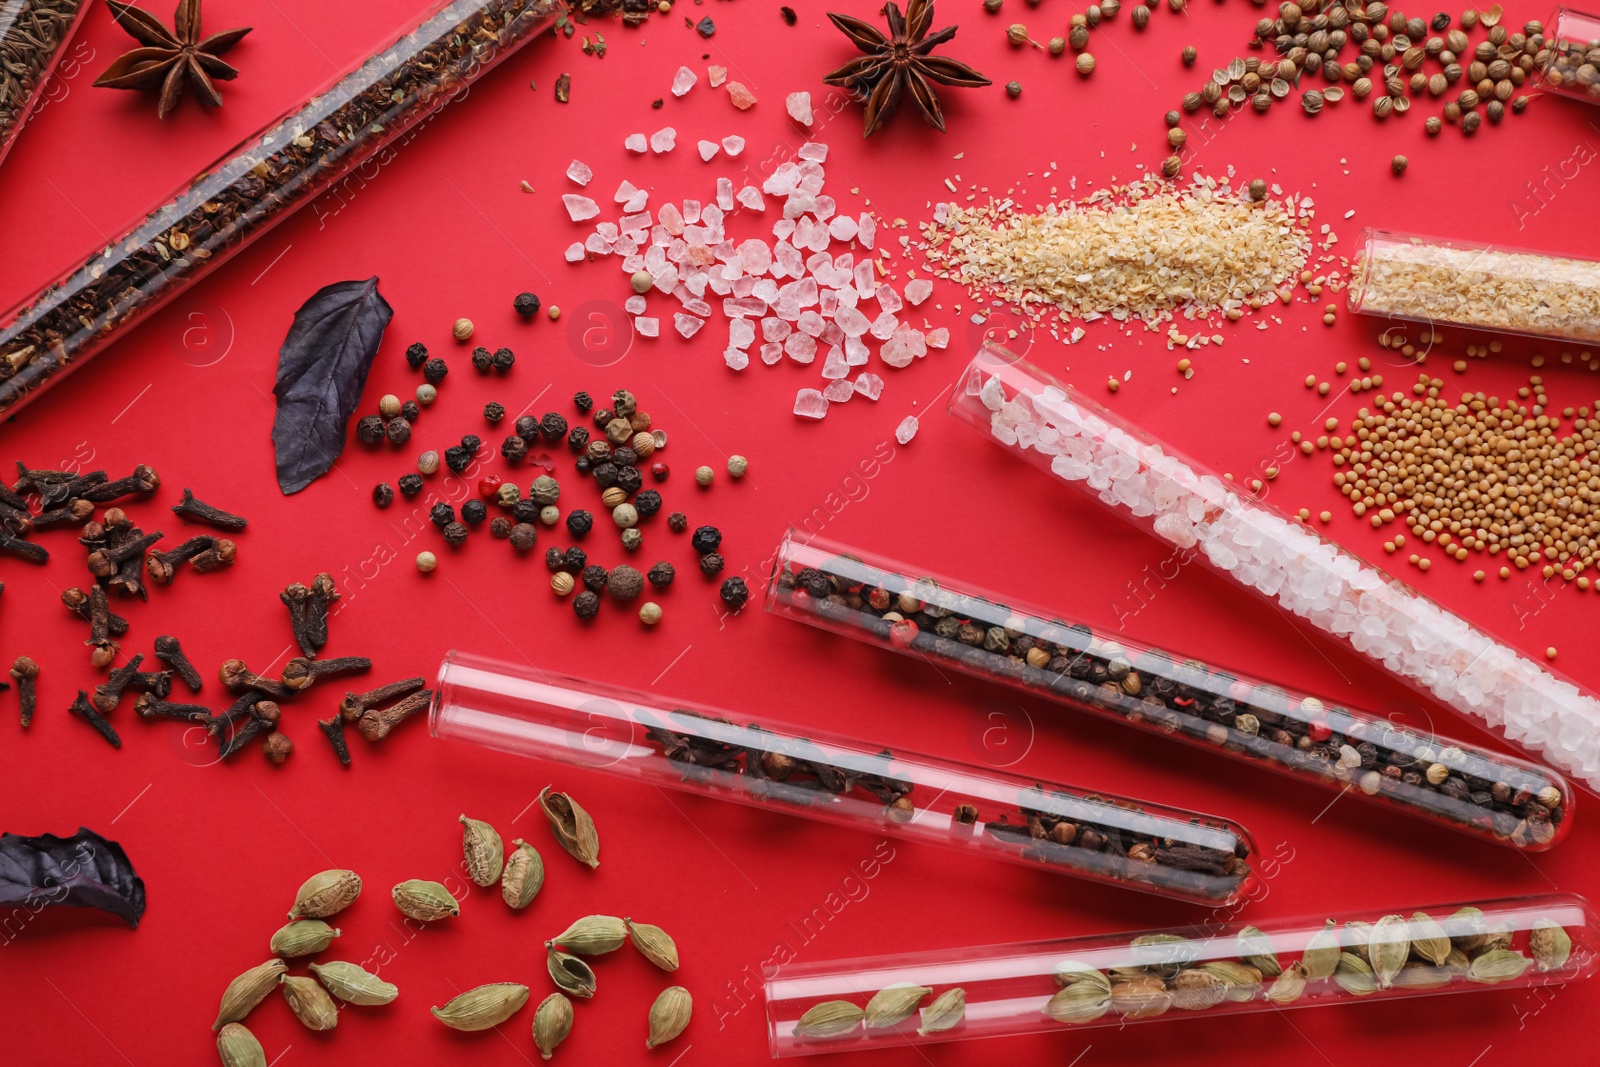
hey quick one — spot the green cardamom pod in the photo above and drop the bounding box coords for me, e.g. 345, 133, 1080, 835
1197, 960, 1262, 1002
863, 983, 931, 1028
281, 974, 340, 1031
1301, 919, 1341, 981
1333, 952, 1378, 996
216, 1022, 266, 1067
1043, 981, 1112, 1024
547, 943, 598, 998
1407, 911, 1452, 967
1392, 963, 1452, 989
1235, 925, 1282, 977
646, 986, 692, 1049
1367, 913, 1410, 989
1263, 962, 1307, 1005
1531, 920, 1573, 972
1446, 905, 1487, 949
1111, 976, 1172, 1019
625, 917, 680, 971
502, 839, 545, 910
392, 879, 459, 921
1480, 924, 1514, 954
214, 959, 288, 1030
916, 988, 966, 1036
539, 787, 599, 869
1169, 969, 1226, 1011
460, 815, 504, 889
1468, 948, 1533, 984
269, 919, 340, 958
1129, 933, 1193, 978
794, 1000, 865, 1038
534, 993, 573, 1059
431, 982, 530, 1031
287, 869, 362, 920
1342, 919, 1372, 950
1446, 947, 1471, 970
308, 961, 398, 1006
552, 914, 627, 955
1053, 958, 1111, 993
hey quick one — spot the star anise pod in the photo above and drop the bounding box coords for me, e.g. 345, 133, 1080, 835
822, 0, 990, 137
92, 0, 252, 120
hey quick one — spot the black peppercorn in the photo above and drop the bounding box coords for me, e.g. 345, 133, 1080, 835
647, 561, 675, 588
471, 346, 494, 372
461, 499, 488, 525
385, 417, 412, 445
581, 564, 610, 592
691, 526, 722, 555
514, 292, 541, 318
612, 446, 638, 468
575, 456, 593, 476
720, 577, 750, 612
608, 564, 645, 600
592, 407, 614, 429
357, 414, 385, 444
584, 439, 612, 464
509, 523, 538, 551
491, 516, 514, 539
400, 400, 421, 421
699, 552, 724, 576
372, 483, 394, 507
667, 511, 688, 533
484, 401, 506, 424
545, 546, 564, 569
566, 509, 593, 537
612, 389, 638, 418
563, 546, 587, 571
461, 434, 481, 453
405, 341, 430, 368
592, 463, 619, 489
540, 413, 568, 441
502, 435, 528, 463
567, 426, 590, 453
515, 414, 540, 441
573, 590, 600, 619
442, 521, 469, 546
445, 446, 471, 473
430, 502, 455, 529
492, 347, 515, 372
615, 466, 643, 494
398, 473, 424, 497
423, 357, 449, 383
574, 390, 593, 413
513, 499, 541, 524
634, 489, 662, 517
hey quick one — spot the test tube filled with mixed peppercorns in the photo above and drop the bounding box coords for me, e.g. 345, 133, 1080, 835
765, 532, 1571, 851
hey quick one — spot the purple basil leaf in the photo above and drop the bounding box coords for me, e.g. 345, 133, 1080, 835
0, 827, 146, 928
272, 277, 393, 494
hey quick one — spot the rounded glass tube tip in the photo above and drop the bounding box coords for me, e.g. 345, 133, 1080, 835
1539, 8, 1600, 104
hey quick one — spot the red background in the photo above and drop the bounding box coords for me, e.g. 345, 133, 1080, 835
3, 1, 1599, 1063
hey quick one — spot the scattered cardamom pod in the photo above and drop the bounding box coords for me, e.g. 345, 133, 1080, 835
1043, 981, 1112, 1024
1531, 920, 1573, 972
270, 919, 341, 958
1169, 968, 1226, 1011
1263, 962, 1307, 1005
1197, 960, 1262, 1002
552, 914, 627, 955
793, 1000, 865, 1038
1053, 958, 1111, 993
547, 943, 598, 998
1110, 976, 1171, 1019
1392, 962, 1452, 988
646, 985, 692, 1049
1468, 948, 1533, 984
502, 839, 545, 910
1301, 919, 1341, 981
1408, 911, 1452, 967
1333, 952, 1378, 996
392, 879, 459, 921
281, 974, 340, 1031
625, 917, 680, 971
863, 983, 931, 1028
287, 869, 362, 920
916, 987, 966, 1036
1368, 913, 1410, 989
460, 814, 504, 888
308, 961, 399, 1006
431, 982, 530, 1030
216, 1022, 267, 1067
214, 959, 288, 1030
539, 786, 599, 869
1235, 925, 1282, 977
535, 992, 574, 1059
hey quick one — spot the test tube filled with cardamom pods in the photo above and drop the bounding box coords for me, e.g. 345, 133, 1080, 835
430, 650, 1259, 905
766, 532, 1572, 850
764, 894, 1596, 1056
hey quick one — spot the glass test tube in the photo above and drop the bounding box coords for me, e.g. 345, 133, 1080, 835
0, 0, 90, 169
429, 650, 1261, 906
1539, 8, 1600, 104
764, 894, 1596, 1056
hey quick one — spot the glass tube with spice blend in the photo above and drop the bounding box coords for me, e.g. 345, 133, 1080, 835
764, 894, 1595, 1056
0, 0, 563, 418
1538, 8, 1600, 104
429, 650, 1261, 906
766, 533, 1572, 851
0, 0, 92, 169
946, 343, 1600, 799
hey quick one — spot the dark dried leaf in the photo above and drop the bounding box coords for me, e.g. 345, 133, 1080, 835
0, 828, 146, 928
272, 277, 393, 494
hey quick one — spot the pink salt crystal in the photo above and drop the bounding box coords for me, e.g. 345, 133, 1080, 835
786, 91, 814, 125
681, 199, 701, 224
614, 180, 639, 203
649, 127, 677, 153
736, 186, 766, 211
708, 65, 727, 87
724, 347, 750, 371
793, 388, 829, 419
697, 140, 720, 161
625, 133, 648, 153
722, 135, 746, 156
797, 142, 828, 162
717, 178, 735, 211
680, 296, 713, 317
856, 213, 876, 249
673, 313, 704, 338
876, 285, 903, 314
760, 342, 784, 365
821, 346, 849, 379
567, 160, 593, 186
785, 332, 817, 363
563, 194, 600, 222
926, 327, 950, 349
625, 295, 647, 314
879, 323, 926, 368
797, 310, 825, 337
671, 65, 697, 97
564, 243, 586, 263
727, 82, 757, 109
854, 260, 876, 296
854, 372, 884, 400
685, 244, 715, 267
827, 215, 858, 243
813, 195, 837, 222
823, 380, 855, 403
724, 296, 769, 317
822, 322, 845, 347
835, 305, 871, 337
729, 318, 756, 349
869, 311, 898, 340
585, 233, 612, 254
737, 239, 772, 275
762, 317, 791, 341
845, 336, 870, 365
905, 278, 934, 305
635, 317, 659, 337
895, 416, 919, 444
623, 189, 649, 213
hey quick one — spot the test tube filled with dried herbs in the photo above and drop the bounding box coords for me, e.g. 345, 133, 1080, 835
0, 0, 561, 418
429, 650, 1260, 905
766, 532, 1572, 851
0, 0, 91, 168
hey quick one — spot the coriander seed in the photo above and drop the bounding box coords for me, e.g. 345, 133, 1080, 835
1006, 23, 1029, 45
1048, 35, 1066, 54
1182, 45, 1197, 65
418, 450, 440, 475
1248, 178, 1266, 200
452, 318, 474, 341
1392, 154, 1408, 174
1075, 53, 1096, 74
1006, 80, 1022, 97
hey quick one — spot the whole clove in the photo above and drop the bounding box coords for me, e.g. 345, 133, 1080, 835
0, 501, 31, 536
263, 731, 295, 764
171, 488, 248, 530
79, 465, 161, 503
133, 694, 211, 723
357, 689, 433, 741
208, 690, 264, 737
83, 585, 120, 669
154, 636, 203, 692
69, 690, 122, 748
219, 659, 294, 701
41, 470, 106, 509
62, 587, 130, 637
189, 539, 237, 572
281, 655, 372, 692
219, 716, 265, 759
281, 574, 339, 658
10, 657, 39, 727
31, 499, 94, 529
339, 676, 425, 723
130, 668, 172, 699
145, 535, 219, 584
87, 530, 163, 579
0, 530, 48, 563
93, 654, 146, 713
319, 716, 352, 766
